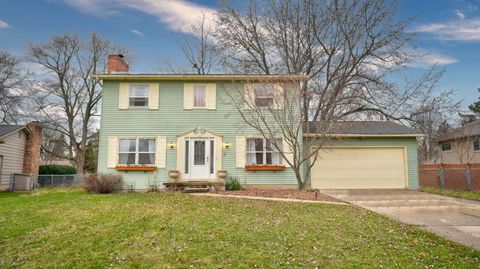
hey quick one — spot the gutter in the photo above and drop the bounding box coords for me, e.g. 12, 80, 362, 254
303, 133, 425, 138
91, 74, 309, 82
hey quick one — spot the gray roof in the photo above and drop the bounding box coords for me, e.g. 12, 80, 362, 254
0, 125, 28, 138
305, 121, 422, 136
438, 120, 480, 142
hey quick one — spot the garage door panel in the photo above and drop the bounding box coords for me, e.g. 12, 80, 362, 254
311, 147, 406, 189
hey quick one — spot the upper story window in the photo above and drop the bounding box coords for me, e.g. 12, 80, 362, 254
246, 138, 283, 165
194, 85, 207, 108
474, 140, 480, 151
441, 143, 452, 152
253, 84, 275, 107
118, 138, 155, 165
129, 85, 149, 107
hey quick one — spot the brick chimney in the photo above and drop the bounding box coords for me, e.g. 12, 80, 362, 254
23, 122, 42, 176
107, 54, 129, 74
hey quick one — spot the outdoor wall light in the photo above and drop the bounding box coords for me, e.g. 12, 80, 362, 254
168, 143, 176, 149
223, 142, 230, 149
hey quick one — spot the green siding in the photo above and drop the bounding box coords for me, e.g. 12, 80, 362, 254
98, 80, 420, 190
97, 81, 298, 189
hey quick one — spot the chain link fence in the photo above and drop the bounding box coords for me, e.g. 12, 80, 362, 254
37, 174, 84, 188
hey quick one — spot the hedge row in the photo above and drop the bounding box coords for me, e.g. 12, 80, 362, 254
39, 165, 77, 175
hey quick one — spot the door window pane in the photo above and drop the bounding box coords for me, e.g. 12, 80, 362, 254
185, 140, 189, 174
194, 85, 206, 107
210, 139, 214, 174
194, 141, 205, 165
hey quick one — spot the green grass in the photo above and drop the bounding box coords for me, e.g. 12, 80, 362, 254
422, 187, 480, 201
0, 189, 479, 268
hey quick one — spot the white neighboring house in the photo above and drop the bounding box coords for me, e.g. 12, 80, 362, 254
0, 122, 42, 190
438, 120, 480, 164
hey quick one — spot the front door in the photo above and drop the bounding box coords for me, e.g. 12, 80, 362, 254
189, 138, 213, 179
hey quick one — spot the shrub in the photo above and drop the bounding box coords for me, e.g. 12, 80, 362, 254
226, 177, 243, 191
83, 173, 122, 194
39, 165, 76, 175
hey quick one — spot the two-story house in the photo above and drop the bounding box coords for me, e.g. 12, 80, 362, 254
94, 55, 422, 191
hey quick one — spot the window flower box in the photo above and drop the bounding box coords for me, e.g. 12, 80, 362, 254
245, 165, 285, 171
115, 166, 157, 171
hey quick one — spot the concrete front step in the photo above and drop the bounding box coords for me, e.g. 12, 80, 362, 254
182, 187, 210, 193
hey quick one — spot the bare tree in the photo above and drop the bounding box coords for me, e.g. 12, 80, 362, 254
0, 50, 29, 124
211, 0, 429, 189
29, 33, 129, 174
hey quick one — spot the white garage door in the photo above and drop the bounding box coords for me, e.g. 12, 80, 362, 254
311, 147, 406, 189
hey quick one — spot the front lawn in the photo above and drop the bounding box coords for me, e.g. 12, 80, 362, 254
0, 189, 478, 268
422, 187, 480, 201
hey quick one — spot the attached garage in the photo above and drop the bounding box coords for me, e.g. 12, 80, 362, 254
305, 121, 423, 190
311, 147, 407, 189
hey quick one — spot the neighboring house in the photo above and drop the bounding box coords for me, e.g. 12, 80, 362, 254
0, 122, 42, 190
93, 55, 421, 190
438, 120, 480, 164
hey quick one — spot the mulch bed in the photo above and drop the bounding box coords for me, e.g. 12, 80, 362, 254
216, 189, 341, 202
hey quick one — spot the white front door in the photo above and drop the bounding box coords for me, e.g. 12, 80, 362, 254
188, 138, 214, 179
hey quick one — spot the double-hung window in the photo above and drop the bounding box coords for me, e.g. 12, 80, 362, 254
474, 140, 480, 151
118, 138, 156, 165
129, 85, 149, 107
441, 143, 452, 152
193, 85, 207, 108
246, 138, 283, 165
253, 84, 275, 107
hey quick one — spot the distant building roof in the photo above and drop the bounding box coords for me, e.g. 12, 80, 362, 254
0, 125, 30, 139
305, 121, 422, 136
438, 120, 480, 142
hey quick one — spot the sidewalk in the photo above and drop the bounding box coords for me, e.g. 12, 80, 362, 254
191, 192, 349, 205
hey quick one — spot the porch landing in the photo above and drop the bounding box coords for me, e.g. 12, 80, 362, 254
163, 180, 226, 192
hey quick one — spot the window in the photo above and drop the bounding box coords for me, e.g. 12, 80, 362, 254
194, 85, 206, 108
129, 85, 149, 107
246, 138, 283, 165
474, 140, 480, 151
118, 138, 155, 165
253, 84, 275, 107
441, 143, 452, 152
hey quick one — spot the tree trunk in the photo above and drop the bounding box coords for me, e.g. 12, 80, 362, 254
75, 148, 85, 175
294, 169, 305, 191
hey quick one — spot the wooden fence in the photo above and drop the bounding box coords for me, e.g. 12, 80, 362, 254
419, 163, 480, 191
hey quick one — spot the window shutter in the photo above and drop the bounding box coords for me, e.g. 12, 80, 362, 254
156, 136, 166, 168
119, 83, 129, 109
235, 136, 246, 168
107, 136, 119, 168
283, 137, 293, 167
243, 84, 255, 109
215, 136, 223, 171
176, 136, 185, 177
183, 83, 193, 109
206, 83, 216, 109
274, 84, 285, 109
149, 83, 159, 109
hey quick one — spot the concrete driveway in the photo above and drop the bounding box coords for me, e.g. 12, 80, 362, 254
321, 189, 480, 250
